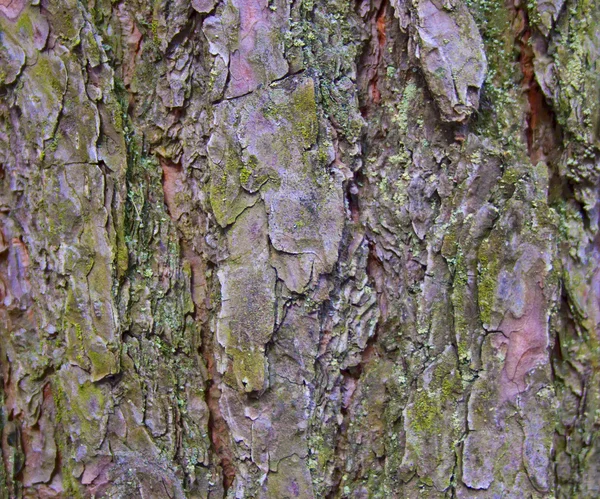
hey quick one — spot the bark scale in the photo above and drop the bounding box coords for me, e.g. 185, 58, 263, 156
0, 0, 598, 497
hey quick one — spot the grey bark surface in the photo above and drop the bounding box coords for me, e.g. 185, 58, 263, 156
0, 0, 599, 497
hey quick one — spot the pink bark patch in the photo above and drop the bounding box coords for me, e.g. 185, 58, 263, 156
228, 0, 264, 96
226, 0, 288, 98
116, 4, 143, 87
494, 282, 548, 401
81, 455, 112, 485
21, 385, 57, 487
0, 0, 26, 20
160, 158, 184, 219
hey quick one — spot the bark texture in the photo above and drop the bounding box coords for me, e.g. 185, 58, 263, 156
0, 0, 599, 497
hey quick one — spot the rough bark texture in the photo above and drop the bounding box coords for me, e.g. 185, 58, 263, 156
0, 0, 599, 497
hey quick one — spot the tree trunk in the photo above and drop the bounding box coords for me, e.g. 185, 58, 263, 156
0, 0, 598, 497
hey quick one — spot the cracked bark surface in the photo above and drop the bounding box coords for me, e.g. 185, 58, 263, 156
0, 0, 599, 497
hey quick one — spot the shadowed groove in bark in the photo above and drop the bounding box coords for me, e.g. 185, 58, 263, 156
159, 154, 235, 493
204, 361, 236, 493
515, 0, 560, 165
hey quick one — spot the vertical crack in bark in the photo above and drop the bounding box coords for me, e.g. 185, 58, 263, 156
513, 4, 600, 496
359, 0, 389, 117
515, 6, 560, 165
324, 3, 391, 494
159, 157, 237, 492
203, 346, 236, 493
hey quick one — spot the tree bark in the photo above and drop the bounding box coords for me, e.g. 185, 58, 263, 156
0, 0, 599, 497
